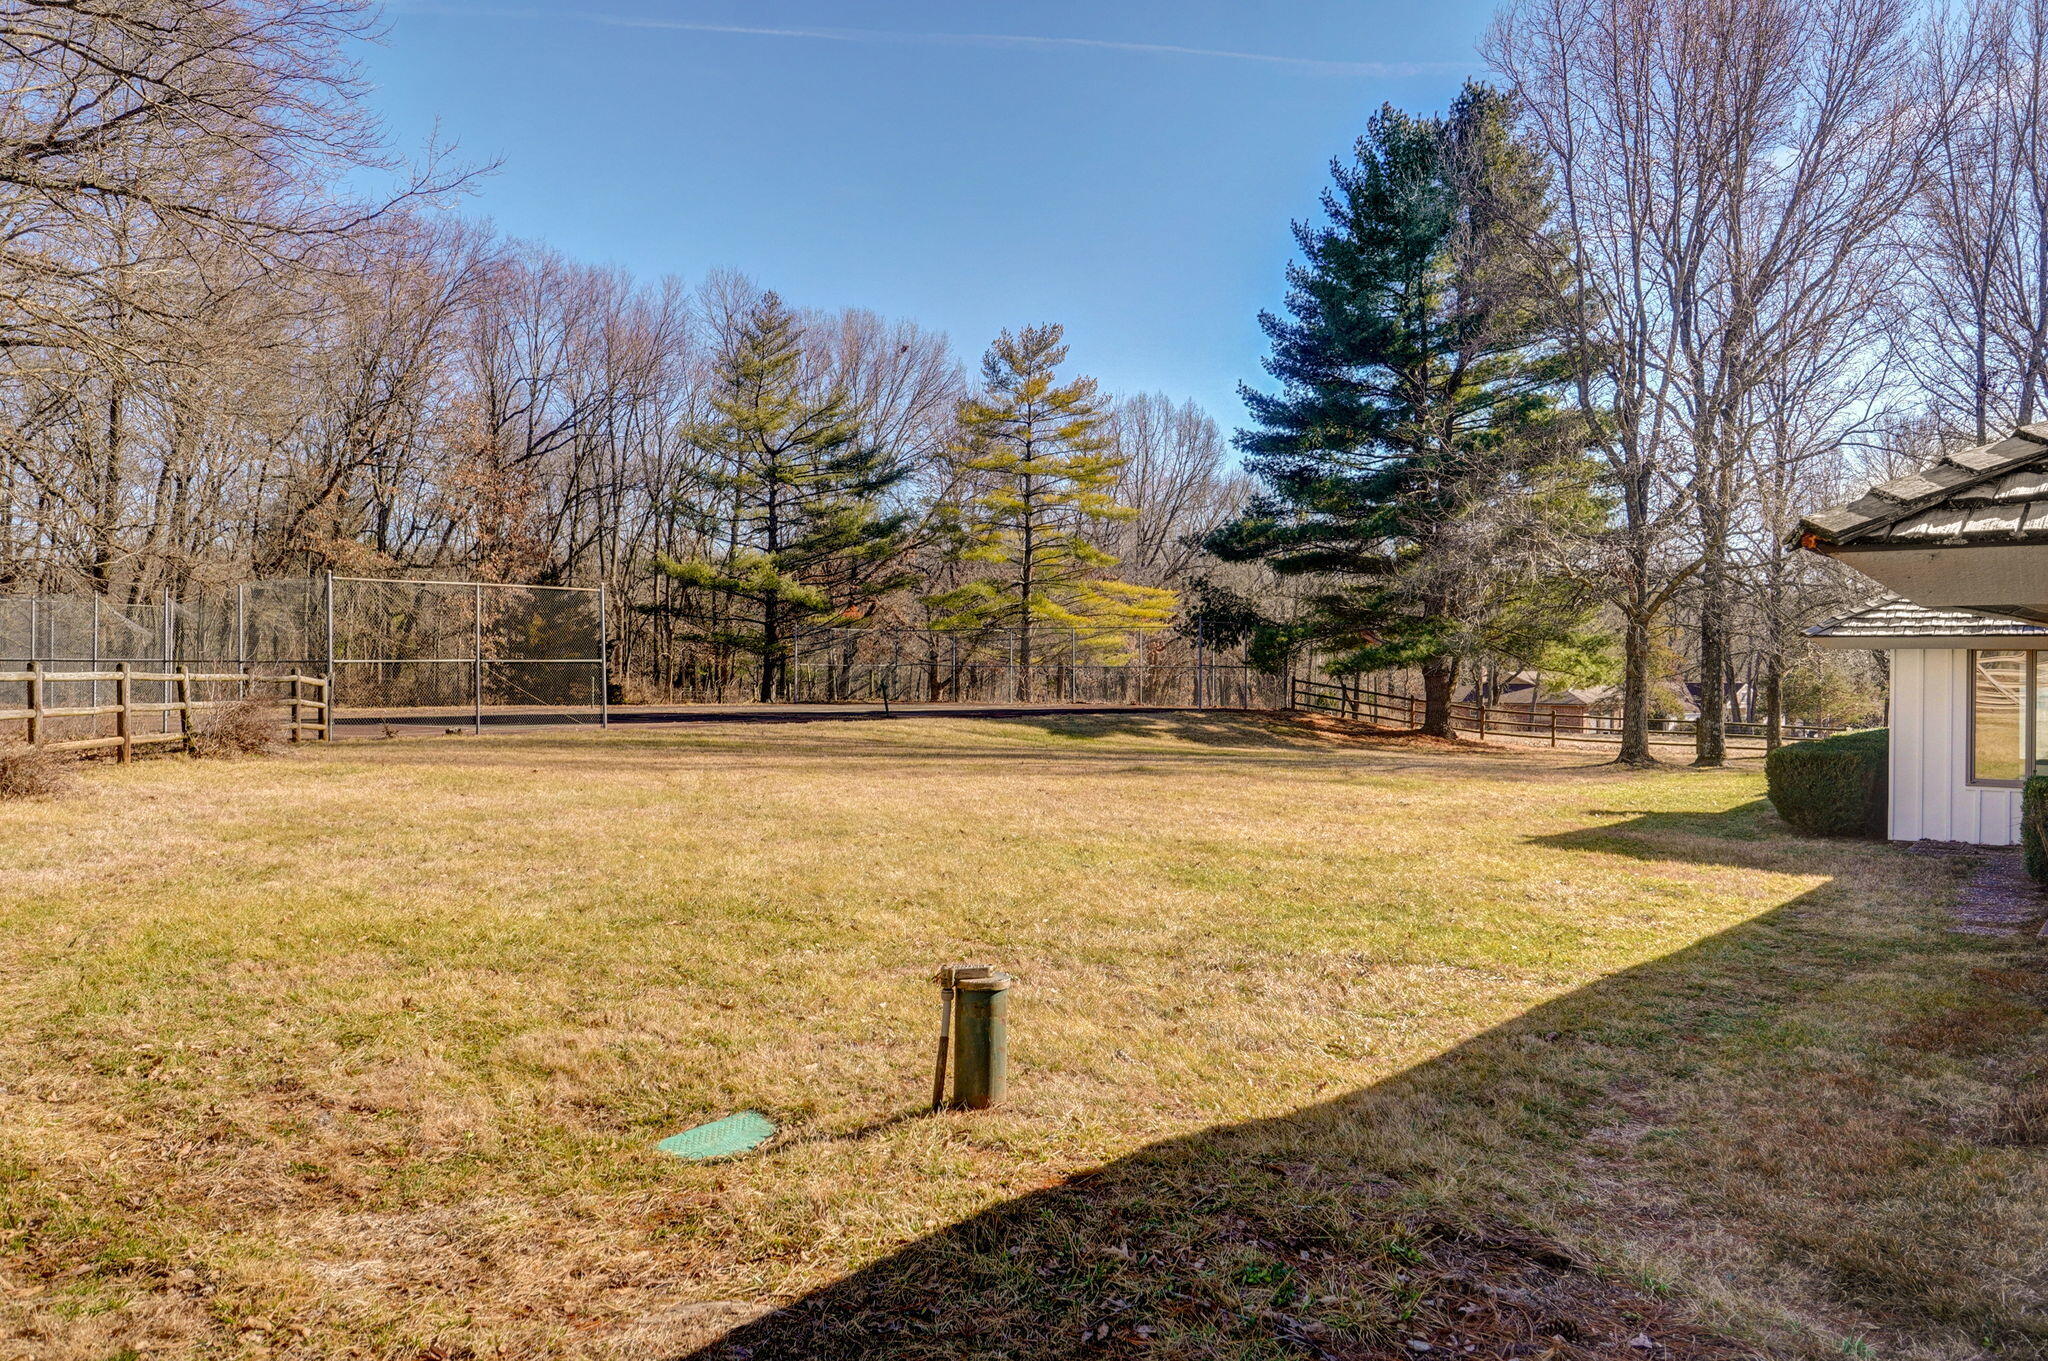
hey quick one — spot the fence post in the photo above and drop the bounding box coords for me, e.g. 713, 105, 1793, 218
1477, 697, 1487, 741
598, 580, 611, 729
324, 572, 337, 741
115, 663, 131, 763
161, 587, 173, 736
289, 674, 302, 743
25, 660, 40, 747
1550, 711, 1558, 747
473, 580, 483, 736
176, 666, 193, 753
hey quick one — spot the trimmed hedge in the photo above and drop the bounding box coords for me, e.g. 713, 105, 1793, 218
2023, 777, 2048, 883
1764, 728, 1888, 839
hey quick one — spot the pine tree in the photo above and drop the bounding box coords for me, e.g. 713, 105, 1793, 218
1206, 82, 1590, 736
927, 325, 1175, 700
658, 294, 911, 701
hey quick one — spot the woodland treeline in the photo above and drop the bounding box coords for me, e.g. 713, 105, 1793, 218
6, 0, 2048, 761
1210, 0, 2048, 764
0, 2, 1240, 701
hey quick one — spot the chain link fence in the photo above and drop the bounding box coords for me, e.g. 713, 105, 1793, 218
0, 594, 185, 737
648, 624, 1290, 709
3, 583, 1297, 735
0, 575, 609, 737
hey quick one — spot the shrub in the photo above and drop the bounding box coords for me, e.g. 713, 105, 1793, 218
1764, 727, 1888, 838
2023, 777, 2048, 883
190, 697, 280, 758
0, 742, 68, 800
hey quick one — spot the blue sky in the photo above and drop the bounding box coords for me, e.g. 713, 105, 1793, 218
369, 2, 1494, 430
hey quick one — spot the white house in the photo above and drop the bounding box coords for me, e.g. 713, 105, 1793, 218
1802, 424, 2048, 844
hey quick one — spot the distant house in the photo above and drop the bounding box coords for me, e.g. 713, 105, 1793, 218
1457, 675, 1618, 732
1801, 425, 2048, 845
1678, 680, 1758, 724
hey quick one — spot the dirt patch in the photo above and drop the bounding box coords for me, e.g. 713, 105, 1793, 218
1886, 997, 2042, 1055
1904, 843, 2047, 936
1285, 710, 1503, 752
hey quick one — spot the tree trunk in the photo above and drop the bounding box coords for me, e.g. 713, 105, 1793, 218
1763, 660, 1784, 751
1694, 468, 1731, 768
758, 597, 779, 704
1420, 655, 1458, 738
1616, 600, 1657, 767
1695, 594, 1728, 767
1762, 544, 1787, 751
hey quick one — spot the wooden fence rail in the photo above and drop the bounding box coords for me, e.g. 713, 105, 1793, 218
1289, 676, 1851, 749
1, 663, 330, 759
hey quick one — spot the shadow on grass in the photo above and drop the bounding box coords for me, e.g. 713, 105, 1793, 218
1542, 799, 1787, 859
988, 711, 1420, 750
340, 704, 1222, 736
683, 807, 2040, 1361
354, 711, 1638, 785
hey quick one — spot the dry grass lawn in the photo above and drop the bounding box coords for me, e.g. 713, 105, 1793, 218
0, 713, 2043, 1359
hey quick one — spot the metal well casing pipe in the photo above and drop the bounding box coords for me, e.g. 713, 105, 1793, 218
950, 972, 1013, 1109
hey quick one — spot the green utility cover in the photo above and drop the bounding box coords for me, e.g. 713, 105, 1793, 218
657, 1111, 776, 1161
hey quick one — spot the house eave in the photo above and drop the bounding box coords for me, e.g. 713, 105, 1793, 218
1809, 632, 2048, 650
1807, 541, 2048, 622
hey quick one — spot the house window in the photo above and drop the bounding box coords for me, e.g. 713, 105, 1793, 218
1971, 649, 2033, 785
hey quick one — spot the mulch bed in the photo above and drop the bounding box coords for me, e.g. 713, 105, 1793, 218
1905, 842, 2047, 936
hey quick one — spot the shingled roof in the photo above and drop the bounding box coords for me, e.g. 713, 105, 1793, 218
1799, 424, 2048, 547
1806, 597, 2048, 640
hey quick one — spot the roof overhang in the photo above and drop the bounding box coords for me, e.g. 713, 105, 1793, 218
1809, 630, 2048, 649
1798, 426, 2048, 547
1805, 540, 2048, 622
1805, 594, 2048, 647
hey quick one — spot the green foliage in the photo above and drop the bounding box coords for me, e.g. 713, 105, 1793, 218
1177, 576, 1268, 647
1529, 631, 1618, 692
655, 293, 913, 699
1177, 576, 1304, 676
1764, 729, 1888, 839
2023, 777, 2048, 883
929, 324, 1176, 669
1781, 654, 1886, 730
1206, 82, 1594, 702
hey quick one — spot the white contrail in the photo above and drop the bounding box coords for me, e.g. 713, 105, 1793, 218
390, 4, 1458, 77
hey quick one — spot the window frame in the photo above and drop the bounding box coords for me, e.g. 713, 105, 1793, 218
1968, 648, 2037, 788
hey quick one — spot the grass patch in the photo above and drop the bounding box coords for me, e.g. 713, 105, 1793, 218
0, 713, 2040, 1358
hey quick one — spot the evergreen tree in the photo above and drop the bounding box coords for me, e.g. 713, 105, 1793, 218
1207, 82, 1592, 736
927, 325, 1175, 700
658, 294, 911, 701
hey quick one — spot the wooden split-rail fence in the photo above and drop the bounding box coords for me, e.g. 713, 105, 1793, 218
1, 663, 330, 759
1289, 676, 1848, 750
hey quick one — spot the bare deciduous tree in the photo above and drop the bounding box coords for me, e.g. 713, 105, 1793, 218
1106, 393, 1245, 588
1906, 0, 2048, 439
1488, 0, 1924, 765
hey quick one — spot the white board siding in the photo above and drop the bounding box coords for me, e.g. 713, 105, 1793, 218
1888, 647, 2022, 845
